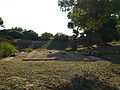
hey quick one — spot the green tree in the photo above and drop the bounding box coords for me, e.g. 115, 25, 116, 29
0, 27, 23, 39
53, 32, 69, 41
8, 31, 23, 39
116, 24, 120, 30
23, 30, 39, 40
8, 27, 24, 39
97, 18, 120, 42
41, 32, 53, 40
58, 0, 120, 42
0, 17, 4, 28
0, 29, 8, 36
0, 27, 39, 40
10, 27, 24, 33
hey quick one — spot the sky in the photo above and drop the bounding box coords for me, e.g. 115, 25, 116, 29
0, 0, 73, 35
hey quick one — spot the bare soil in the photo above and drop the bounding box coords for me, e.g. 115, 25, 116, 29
7, 50, 104, 61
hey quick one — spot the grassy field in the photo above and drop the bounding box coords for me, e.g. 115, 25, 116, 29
0, 60, 120, 90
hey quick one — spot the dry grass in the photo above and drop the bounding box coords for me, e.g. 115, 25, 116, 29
0, 60, 120, 90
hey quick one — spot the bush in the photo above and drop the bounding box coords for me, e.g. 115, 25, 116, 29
53, 33, 69, 41
65, 48, 72, 51
0, 35, 14, 43
40, 32, 53, 40
0, 42, 18, 58
24, 48, 33, 53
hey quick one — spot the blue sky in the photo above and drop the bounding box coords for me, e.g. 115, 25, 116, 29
0, 0, 73, 35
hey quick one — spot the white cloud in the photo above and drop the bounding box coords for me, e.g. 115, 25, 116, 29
0, 0, 73, 35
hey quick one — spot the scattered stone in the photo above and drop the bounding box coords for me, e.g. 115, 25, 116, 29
92, 45, 98, 48
10, 54, 16, 57
23, 57, 57, 61
79, 51, 90, 55
87, 56, 104, 61
61, 52, 67, 55
2, 50, 105, 61
3, 57, 14, 61
25, 83, 35, 87
83, 58, 90, 61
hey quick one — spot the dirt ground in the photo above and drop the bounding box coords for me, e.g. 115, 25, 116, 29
4, 50, 104, 62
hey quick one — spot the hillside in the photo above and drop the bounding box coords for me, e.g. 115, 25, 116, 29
0, 49, 120, 90
0, 39, 120, 90
14, 39, 69, 50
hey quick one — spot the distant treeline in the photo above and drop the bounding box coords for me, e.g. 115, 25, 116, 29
0, 27, 69, 41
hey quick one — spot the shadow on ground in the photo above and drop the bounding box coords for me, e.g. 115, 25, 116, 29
91, 46, 120, 64
47, 40, 69, 50
54, 73, 119, 90
47, 50, 104, 62
15, 40, 69, 50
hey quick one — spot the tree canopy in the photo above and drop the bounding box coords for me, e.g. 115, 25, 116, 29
58, 0, 120, 42
40, 32, 53, 40
58, 0, 120, 30
0, 27, 39, 40
53, 32, 69, 41
0, 17, 4, 28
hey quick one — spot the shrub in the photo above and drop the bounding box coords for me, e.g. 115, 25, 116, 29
53, 33, 69, 41
24, 48, 33, 53
65, 48, 72, 51
0, 35, 14, 43
40, 32, 53, 40
0, 42, 18, 58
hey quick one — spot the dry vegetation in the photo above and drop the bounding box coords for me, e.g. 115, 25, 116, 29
0, 60, 120, 90
0, 40, 120, 90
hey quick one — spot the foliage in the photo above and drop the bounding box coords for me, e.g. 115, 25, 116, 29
53, 32, 69, 41
0, 27, 39, 40
58, 0, 120, 42
0, 42, 17, 58
8, 27, 24, 39
47, 40, 69, 50
0, 17, 3, 25
10, 27, 24, 33
84, 18, 120, 42
116, 24, 120, 30
65, 47, 86, 51
97, 28, 120, 42
0, 60, 119, 89
40, 32, 53, 40
92, 46, 120, 64
0, 35, 14, 43
23, 30, 38, 40
24, 48, 33, 53
65, 48, 72, 51
0, 17, 4, 28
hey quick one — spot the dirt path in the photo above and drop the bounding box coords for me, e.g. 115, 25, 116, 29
23, 50, 104, 61
2, 50, 104, 61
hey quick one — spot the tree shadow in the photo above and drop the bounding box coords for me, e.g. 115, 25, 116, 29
47, 51, 103, 62
47, 40, 69, 50
15, 40, 69, 51
54, 73, 119, 90
91, 46, 120, 64
15, 39, 48, 50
